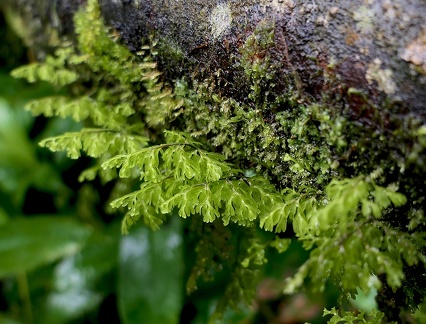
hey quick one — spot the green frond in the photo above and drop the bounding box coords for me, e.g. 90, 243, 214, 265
162, 146, 235, 182
78, 165, 100, 182
39, 128, 149, 159
143, 83, 184, 127
161, 179, 268, 226
286, 216, 426, 295
241, 237, 267, 267
164, 130, 204, 147
323, 307, 389, 324
25, 96, 127, 128
102, 132, 237, 183
78, 163, 118, 183
279, 176, 413, 295
101, 147, 163, 181
111, 181, 169, 233
161, 182, 220, 221
11, 62, 78, 86
269, 237, 292, 253
259, 188, 317, 234
121, 205, 164, 234
309, 177, 407, 234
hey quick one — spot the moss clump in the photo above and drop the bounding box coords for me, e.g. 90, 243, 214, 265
170, 16, 426, 318
10, 0, 426, 321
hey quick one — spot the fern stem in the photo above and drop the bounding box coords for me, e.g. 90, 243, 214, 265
17, 272, 33, 324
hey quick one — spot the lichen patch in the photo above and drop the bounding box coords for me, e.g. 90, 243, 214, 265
209, 3, 232, 41
366, 58, 397, 95
401, 30, 426, 75
263, 0, 296, 14
353, 6, 374, 33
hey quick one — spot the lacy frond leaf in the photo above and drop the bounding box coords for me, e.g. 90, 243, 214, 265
323, 307, 389, 324
102, 131, 237, 182
111, 181, 169, 233
11, 47, 78, 86
310, 177, 407, 234
161, 178, 271, 226
39, 128, 149, 159
260, 188, 317, 234
25, 96, 127, 128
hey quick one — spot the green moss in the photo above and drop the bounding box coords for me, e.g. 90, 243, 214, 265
10, 0, 426, 320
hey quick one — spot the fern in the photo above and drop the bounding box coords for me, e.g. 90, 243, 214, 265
102, 130, 284, 232
260, 188, 317, 234
309, 176, 407, 235
112, 181, 167, 233
323, 307, 391, 324
40, 128, 149, 159
25, 96, 128, 128
9, 0, 422, 320
281, 176, 418, 296
11, 48, 78, 86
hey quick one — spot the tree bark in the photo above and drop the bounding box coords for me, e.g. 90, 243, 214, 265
2, 0, 426, 116
2, 1, 426, 320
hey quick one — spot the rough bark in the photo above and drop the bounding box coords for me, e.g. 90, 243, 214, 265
2, 1, 426, 320
2, 0, 426, 117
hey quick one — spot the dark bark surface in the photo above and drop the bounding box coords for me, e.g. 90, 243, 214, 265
2, 0, 426, 117
2, 1, 426, 320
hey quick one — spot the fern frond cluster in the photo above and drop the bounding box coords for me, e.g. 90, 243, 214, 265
278, 175, 419, 293
11, 0, 426, 321
323, 307, 389, 324
101, 130, 284, 233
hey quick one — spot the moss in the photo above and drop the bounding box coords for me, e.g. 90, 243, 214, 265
166, 15, 426, 207
12, 0, 426, 318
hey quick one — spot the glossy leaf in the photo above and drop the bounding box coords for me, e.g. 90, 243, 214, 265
0, 216, 91, 278
41, 228, 119, 323
118, 217, 184, 324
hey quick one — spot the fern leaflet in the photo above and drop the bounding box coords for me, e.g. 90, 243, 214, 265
39, 128, 149, 159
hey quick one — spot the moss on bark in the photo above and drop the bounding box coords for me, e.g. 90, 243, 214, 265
2, 0, 426, 320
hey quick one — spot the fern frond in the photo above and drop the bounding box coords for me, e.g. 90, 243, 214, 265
281, 176, 411, 295
161, 178, 272, 226
74, 0, 153, 85
101, 147, 163, 181
11, 47, 78, 86
161, 182, 220, 222
162, 146, 235, 181
11, 62, 79, 86
111, 181, 171, 233
25, 96, 127, 128
259, 188, 317, 234
78, 163, 118, 183
285, 217, 425, 295
39, 128, 149, 159
142, 80, 184, 127
164, 130, 204, 147
121, 205, 164, 234
102, 133, 236, 182
323, 307, 388, 324
310, 177, 407, 234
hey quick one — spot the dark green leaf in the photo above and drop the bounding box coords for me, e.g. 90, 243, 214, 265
0, 216, 91, 277
118, 217, 184, 324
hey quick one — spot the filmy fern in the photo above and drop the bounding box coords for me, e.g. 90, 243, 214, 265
10, 0, 423, 321
102, 130, 283, 233
323, 307, 390, 324
282, 174, 422, 297
11, 48, 79, 86
40, 128, 149, 159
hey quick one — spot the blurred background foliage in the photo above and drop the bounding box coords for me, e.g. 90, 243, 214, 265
0, 10, 374, 324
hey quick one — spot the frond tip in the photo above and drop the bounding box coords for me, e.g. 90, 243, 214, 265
39, 129, 149, 159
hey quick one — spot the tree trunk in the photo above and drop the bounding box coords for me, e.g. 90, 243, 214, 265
2, 0, 426, 321
2, 0, 426, 115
